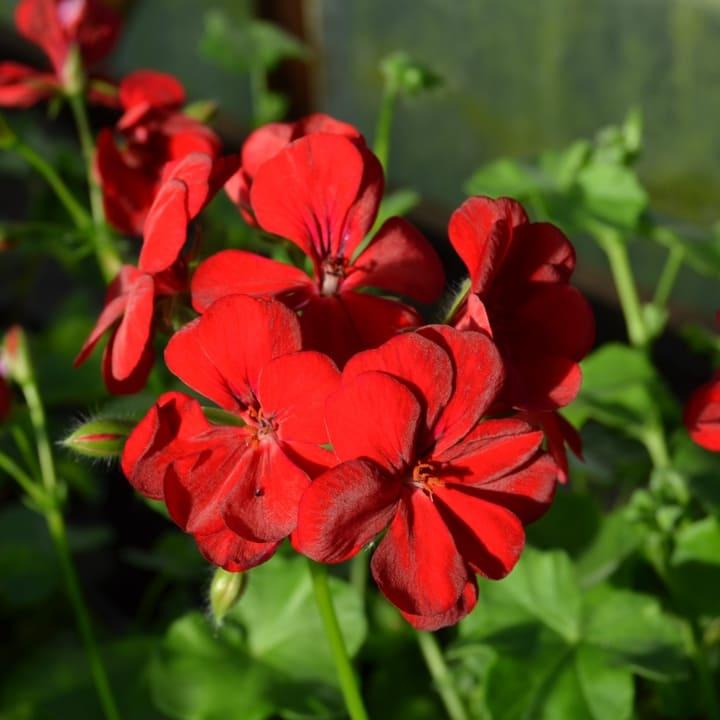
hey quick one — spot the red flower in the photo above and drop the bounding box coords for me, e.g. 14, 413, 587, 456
0, 378, 10, 422
0, 0, 120, 108
122, 295, 341, 569
96, 70, 221, 235
192, 133, 445, 365
685, 373, 720, 452
224, 112, 362, 225
76, 152, 236, 393
450, 196, 594, 412
294, 327, 558, 629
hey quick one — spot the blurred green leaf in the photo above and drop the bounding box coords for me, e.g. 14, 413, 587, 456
200, 11, 308, 75
654, 223, 720, 279
672, 517, 720, 567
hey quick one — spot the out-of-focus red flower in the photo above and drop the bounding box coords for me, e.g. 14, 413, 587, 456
122, 295, 341, 570
193, 133, 445, 365
96, 70, 221, 236
75, 152, 237, 393
685, 372, 720, 452
224, 113, 362, 225
0, 0, 121, 107
294, 328, 558, 630
450, 196, 595, 412
0, 377, 10, 422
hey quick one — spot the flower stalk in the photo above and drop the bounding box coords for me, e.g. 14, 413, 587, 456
416, 631, 469, 720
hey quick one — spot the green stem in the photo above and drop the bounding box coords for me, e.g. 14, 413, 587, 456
67, 92, 120, 282
0, 450, 41, 501
416, 631, 469, 720
350, 553, 368, 609
249, 69, 268, 128
641, 424, 670, 470
653, 244, 685, 309
307, 560, 369, 720
14, 141, 91, 229
17, 346, 121, 720
373, 85, 398, 173
598, 229, 647, 347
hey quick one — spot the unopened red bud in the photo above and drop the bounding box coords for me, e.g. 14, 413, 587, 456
62, 418, 135, 458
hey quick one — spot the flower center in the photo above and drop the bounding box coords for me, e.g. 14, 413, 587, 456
246, 406, 277, 442
320, 256, 347, 295
409, 461, 444, 496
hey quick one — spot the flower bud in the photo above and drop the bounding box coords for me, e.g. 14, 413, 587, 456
1, 326, 30, 385
62, 417, 135, 458
209, 568, 246, 627
61, 46, 85, 96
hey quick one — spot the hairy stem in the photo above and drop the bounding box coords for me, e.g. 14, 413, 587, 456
416, 631, 469, 720
373, 85, 397, 173
653, 243, 685, 309
307, 561, 369, 720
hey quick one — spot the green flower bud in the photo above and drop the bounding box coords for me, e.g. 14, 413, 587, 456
62, 417, 135, 458
1, 326, 30, 385
209, 568, 246, 627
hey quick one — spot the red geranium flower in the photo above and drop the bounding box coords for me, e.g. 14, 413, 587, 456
122, 295, 341, 569
76, 152, 236, 393
192, 133, 445, 365
294, 327, 558, 630
96, 70, 221, 235
0, 0, 120, 108
685, 372, 720, 452
450, 196, 594, 411
224, 112, 362, 224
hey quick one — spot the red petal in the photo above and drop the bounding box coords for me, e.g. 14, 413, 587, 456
685, 374, 720, 452
121, 391, 209, 499
241, 122, 295, 176
371, 489, 467, 616
293, 113, 362, 141
293, 458, 401, 563
0, 62, 57, 107
343, 332, 453, 439
111, 273, 155, 381
448, 196, 528, 294
119, 70, 185, 113
507, 352, 583, 411
258, 351, 340, 444
502, 221, 576, 285
102, 329, 154, 395
191, 249, 313, 313
299, 295, 357, 367
401, 577, 478, 631
15, 0, 67, 72
436, 418, 545, 486
250, 134, 366, 262
418, 326, 504, 454
222, 442, 310, 542
434, 485, 525, 579
344, 218, 445, 303
326, 370, 421, 473
342, 147, 384, 260
194, 526, 278, 572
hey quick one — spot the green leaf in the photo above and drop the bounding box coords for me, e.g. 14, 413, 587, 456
464, 158, 544, 201
671, 431, 720, 512
672, 517, 720, 566
380, 52, 443, 96
538, 140, 591, 190
655, 223, 720, 279
199, 11, 307, 75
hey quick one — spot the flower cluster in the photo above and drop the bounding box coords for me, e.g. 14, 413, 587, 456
66, 67, 595, 625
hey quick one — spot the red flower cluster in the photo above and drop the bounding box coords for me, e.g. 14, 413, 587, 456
95, 106, 595, 628
685, 374, 720, 451
0, 0, 120, 107
96, 70, 221, 235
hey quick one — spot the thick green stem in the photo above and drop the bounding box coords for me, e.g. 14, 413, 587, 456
307, 561, 369, 720
373, 86, 397, 173
17, 346, 120, 720
653, 244, 685, 309
598, 229, 647, 347
14, 141, 91, 229
67, 93, 120, 282
416, 631, 469, 720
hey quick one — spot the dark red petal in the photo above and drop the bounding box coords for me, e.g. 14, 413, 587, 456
15, 0, 67, 72
436, 418, 544, 485
74, 293, 129, 367
0, 378, 11, 423
527, 410, 582, 484
343, 332, 453, 438
434, 485, 525, 579
685, 374, 720, 452
194, 526, 278, 572
0, 62, 57, 107
250, 133, 366, 262
418, 326, 504, 453
293, 459, 401, 563
111, 273, 155, 381
164, 318, 239, 412
327, 370, 421, 472
506, 352, 583, 412
502, 221, 576, 285
401, 578, 478, 631
293, 113, 362, 141
191, 249, 313, 313
119, 70, 185, 113
71, 0, 121, 65
163, 428, 250, 534
222, 442, 310, 542
121, 391, 209, 498
453, 293, 493, 336
344, 217, 445, 303
196, 295, 302, 407
102, 329, 154, 395
371, 489, 466, 616
299, 295, 357, 367
258, 351, 340, 444
448, 196, 528, 294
